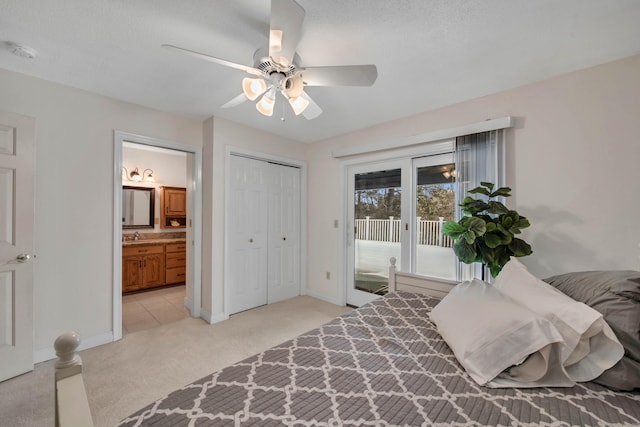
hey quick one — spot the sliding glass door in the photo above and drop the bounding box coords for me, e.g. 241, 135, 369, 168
412, 154, 457, 281
346, 160, 409, 307
345, 131, 503, 306
346, 154, 456, 306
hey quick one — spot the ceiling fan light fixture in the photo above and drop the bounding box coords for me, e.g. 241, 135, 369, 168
288, 95, 309, 115
242, 77, 267, 101
256, 89, 276, 116
283, 75, 304, 98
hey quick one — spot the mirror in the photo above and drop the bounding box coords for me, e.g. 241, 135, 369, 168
122, 186, 155, 229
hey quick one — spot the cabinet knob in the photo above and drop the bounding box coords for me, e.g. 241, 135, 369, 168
249, 238, 254, 243
283, 237, 286, 241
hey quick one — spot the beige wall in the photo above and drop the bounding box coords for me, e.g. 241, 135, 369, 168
0, 68, 202, 354
306, 54, 640, 302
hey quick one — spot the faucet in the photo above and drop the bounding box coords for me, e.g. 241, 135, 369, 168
134, 231, 140, 241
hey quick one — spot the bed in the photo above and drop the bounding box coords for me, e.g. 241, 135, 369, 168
117, 260, 640, 426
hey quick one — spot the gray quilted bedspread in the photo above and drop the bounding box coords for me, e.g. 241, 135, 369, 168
118, 291, 640, 426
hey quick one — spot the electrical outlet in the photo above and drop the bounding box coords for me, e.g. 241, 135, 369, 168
326, 271, 331, 280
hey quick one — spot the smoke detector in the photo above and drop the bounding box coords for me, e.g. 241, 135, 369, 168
10, 44, 37, 59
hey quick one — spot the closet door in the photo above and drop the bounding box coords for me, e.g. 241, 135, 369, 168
267, 163, 301, 303
228, 156, 269, 314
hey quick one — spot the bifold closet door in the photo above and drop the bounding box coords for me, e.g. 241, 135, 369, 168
228, 155, 269, 314
228, 156, 301, 315
267, 163, 300, 304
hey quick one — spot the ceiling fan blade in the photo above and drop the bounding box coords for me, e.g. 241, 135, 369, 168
162, 44, 262, 77
301, 92, 322, 120
301, 65, 378, 87
269, 0, 305, 66
220, 93, 248, 109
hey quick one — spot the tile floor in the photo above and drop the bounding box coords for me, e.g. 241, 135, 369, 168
122, 285, 190, 335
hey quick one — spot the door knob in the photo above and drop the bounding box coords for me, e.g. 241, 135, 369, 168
16, 254, 31, 263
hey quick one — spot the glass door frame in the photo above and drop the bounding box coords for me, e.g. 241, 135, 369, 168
410, 153, 457, 280
345, 158, 412, 307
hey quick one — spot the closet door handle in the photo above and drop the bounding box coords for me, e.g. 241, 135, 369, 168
249, 238, 253, 243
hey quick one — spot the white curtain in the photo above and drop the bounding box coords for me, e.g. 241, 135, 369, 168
454, 129, 504, 280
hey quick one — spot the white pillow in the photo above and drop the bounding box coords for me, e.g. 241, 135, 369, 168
429, 279, 573, 387
493, 257, 624, 382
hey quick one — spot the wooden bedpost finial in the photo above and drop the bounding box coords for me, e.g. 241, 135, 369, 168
54, 331, 82, 369
390, 257, 396, 266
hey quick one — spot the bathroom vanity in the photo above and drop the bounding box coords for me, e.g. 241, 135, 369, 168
122, 238, 186, 293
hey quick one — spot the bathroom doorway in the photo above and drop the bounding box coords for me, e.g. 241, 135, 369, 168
113, 131, 203, 340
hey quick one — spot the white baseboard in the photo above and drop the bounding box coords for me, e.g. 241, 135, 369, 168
304, 289, 343, 306
34, 331, 114, 364
200, 308, 228, 324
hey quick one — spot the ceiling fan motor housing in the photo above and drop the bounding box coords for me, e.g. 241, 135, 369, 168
253, 46, 304, 97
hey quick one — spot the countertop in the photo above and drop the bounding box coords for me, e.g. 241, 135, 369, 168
122, 238, 186, 246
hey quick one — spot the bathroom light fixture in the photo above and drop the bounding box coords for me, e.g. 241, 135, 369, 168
142, 169, 155, 182
123, 167, 155, 182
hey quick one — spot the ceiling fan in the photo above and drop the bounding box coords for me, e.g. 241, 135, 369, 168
162, 0, 378, 120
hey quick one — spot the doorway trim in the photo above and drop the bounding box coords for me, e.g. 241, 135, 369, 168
113, 130, 203, 341
223, 145, 307, 319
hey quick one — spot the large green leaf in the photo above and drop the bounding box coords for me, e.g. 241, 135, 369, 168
509, 238, 533, 257
442, 221, 465, 238
510, 218, 531, 234
500, 215, 513, 229
485, 222, 497, 232
479, 182, 495, 191
463, 230, 476, 244
487, 201, 509, 215
467, 217, 486, 237
489, 187, 512, 198
468, 186, 490, 196
453, 240, 477, 264
460, 199, 488, 215
483, 232, 502, 249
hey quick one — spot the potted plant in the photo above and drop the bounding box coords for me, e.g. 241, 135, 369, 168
442, 182, 532, 278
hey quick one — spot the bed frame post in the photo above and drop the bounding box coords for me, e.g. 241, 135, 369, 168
388, 257, 397, 292
54, 331, 94, 427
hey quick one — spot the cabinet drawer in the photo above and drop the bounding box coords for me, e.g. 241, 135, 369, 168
166, 242, 187, 253
166, 267, 186, 284
122, 244, 164, 256
166, 252, 186, 268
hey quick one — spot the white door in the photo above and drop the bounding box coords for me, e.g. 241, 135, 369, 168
0, 111, 35, 381
267, 163, 300, 303
228, 156, 269, 314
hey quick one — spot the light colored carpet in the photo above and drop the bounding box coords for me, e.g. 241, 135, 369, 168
0, 296, 351, 427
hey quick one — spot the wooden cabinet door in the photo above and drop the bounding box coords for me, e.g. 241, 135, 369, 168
165, 188, 186, 216
143, 253, 165, 288
122, 256, 143, 292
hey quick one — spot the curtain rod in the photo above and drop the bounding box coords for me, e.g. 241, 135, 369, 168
331, 116, 513, 159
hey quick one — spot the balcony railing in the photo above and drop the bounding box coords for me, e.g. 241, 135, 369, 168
354, 216, 453, 247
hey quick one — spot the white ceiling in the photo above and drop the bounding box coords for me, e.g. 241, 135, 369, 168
1, 0, 639, 143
